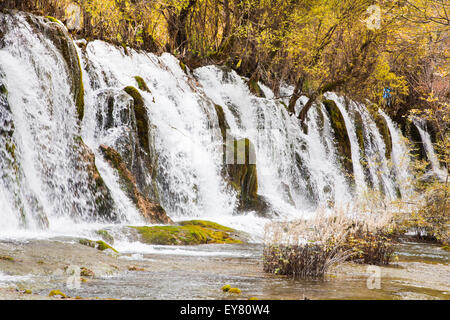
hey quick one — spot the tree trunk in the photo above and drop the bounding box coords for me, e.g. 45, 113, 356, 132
166, 0, 197, 52
287, 76, 304, 114
220, 0, 231, 48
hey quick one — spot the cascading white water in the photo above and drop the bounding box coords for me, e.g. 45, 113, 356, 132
381, 110, 414, 197
414, 120, 446, 181
0, 11, 420, 239
0, 13, 115, 235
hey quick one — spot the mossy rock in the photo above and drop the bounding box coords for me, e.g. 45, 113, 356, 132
323, 99, 353, 181
49, 290, 67, 298
130, 220, 243, 245
226, 138, 258, 200
354, 112, 373, 188
0, 83, 7, 95
214, 104, 229, 143
225, 138, 270, 214
373, 113, 392, 159
221, 284, 231, 292
123, 86, 149, 153
79, 238, 96, 248
0, 255, 14, 262
228, 288, 241, 294
96, 240, 118, 252
99, 144, 171, 224
247, 78, 266, 98
179, 61, 187, 74
79, 238, 118, 253
179, 220, 235, 232
45, 16, 62, 25
75, 138, 117, 221
134, 76, 151, 93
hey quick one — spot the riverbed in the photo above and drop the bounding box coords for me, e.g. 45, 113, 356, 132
0, 237, 448, 300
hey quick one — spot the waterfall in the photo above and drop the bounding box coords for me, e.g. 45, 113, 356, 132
414, 120, 446, 181
0, 11, 419, 238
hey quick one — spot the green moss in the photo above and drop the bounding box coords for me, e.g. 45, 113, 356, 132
79, 238, 118, 253
224, 138, 269, 213
279, 100, 288, 112
323, 99, 353, 180
49, 290, 67, 298
0, 255, 14, 262
214, 104, 229, 142
96, 240, 118, 253
354, 112, 373, 188
179, 220, 234, 232
228, 288, 241, 294
79, 238, 96, 248
179, 61, 187, 73
75, 55, 84, 122
121, 43, 129, 55
124, 86, 149, 153
130, 220, 242, 245
45, 16, 62, 25
0, 84, 7, 95
134, 76, 151, 93
222, 285, 231, 292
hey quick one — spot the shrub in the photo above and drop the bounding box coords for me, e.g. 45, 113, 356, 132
263, 208, 399, 279
263, 243, 349, 280
341, 228, 395, 265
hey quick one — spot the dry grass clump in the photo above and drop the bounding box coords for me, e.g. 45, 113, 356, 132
263, 206, 398, 279
263, 243, 347, 279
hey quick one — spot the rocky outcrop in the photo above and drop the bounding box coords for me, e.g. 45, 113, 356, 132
99, 144, 171, 224
212, 103, 270, 214
95, 87, 160, 203
130, 220, 244, 245
323, 99, 353, 181
373, 113, 392, 159
226, 138, 270, 214
354, 111, 373, 189
74, 138, 117, 221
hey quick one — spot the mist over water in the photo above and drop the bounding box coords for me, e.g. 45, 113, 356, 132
0, 12, 443, 242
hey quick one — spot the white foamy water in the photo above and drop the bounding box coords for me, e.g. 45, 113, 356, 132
115, 241, 253, 258
0, 272, 33, 286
